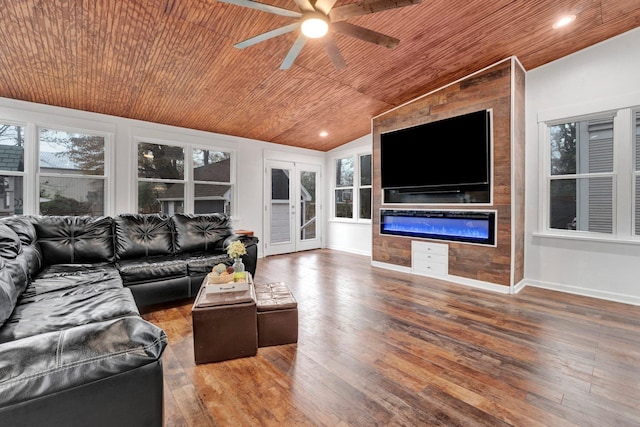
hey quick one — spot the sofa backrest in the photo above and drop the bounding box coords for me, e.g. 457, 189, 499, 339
0, 222, 31, 326
114, 214, 174, 260
172, 213, 231, 254
33, 216, 115, 266
0, 258, 16, 327
2, 216, 42, 280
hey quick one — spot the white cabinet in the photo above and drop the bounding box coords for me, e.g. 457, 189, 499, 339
412, 241, 448, 277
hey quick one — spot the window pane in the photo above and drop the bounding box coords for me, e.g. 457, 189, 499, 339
0, 175, 24, 216
194, 183, 231, 215
40, 129, 104, 175
0, 124, 25, 172
550, 177, 612, 233
335, 157, 354, 187
335, 189, 353, 218
193, 149, 231, 182
40, 176, 104, 215
360, 154, 372, 186
138, 143, 184, 180
550, 118, 613, 176
138, 181, 184, 215
359, 188, 372, 220
300, 171, 317, 240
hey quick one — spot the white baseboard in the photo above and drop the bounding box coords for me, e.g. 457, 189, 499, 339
325, 245, 372, 257
371, 260, 513, 294
525, 279, 640, 307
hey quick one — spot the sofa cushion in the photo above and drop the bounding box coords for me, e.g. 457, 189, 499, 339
0, 259, 17, 327
20, 264, 123, 305
1, 216, 37, 247
0, 316, 166, 409
0, 287, 139, 343
180, 252, 230, 276
117, 256, 187, 285
115, 214, 174, 260
173, 213, 231, 254
0, 223, 21, 260
1, 216, 42, 281
33, 216, 115, 266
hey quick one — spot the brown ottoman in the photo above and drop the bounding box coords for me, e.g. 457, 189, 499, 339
191, 285, 257, 364
255, 282, 298, 347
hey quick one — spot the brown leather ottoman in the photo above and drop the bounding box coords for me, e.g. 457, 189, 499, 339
191, 285, 257, 364
255, 282, 298, 347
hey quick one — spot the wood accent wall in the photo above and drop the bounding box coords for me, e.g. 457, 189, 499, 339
372, 58, 525, 288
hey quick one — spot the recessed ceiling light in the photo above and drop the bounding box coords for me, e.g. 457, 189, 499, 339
319, 131, 328, 137
553, 15, 576, 29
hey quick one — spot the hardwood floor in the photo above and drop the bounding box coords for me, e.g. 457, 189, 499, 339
141, 249, 640, 426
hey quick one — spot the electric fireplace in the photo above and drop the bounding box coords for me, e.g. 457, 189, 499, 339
380, 209, 496, 246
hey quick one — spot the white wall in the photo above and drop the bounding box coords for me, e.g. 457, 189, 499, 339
0, 97, 323, 259
325, 134, 373, 256
525, 27, 640, 305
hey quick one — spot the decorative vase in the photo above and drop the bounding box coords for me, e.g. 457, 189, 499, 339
232, 257, 246, 282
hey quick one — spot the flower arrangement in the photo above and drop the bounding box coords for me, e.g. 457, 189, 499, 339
226, 240, 247, 259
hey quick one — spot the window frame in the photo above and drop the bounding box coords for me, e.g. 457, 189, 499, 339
539, 107, 640, 242
0, 120, 27, 216
135, 137, 237, 217
36, 124, 113, 216
358, 153, 372, 220
331, 150, 372, 223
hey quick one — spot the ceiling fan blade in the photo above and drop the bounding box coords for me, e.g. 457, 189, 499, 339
314, 0, 339, 15
320, 36, 346, 70
235, 23, 301, 49
292, 0, 315, 13
280, 34, 308, 69
331, 21, 399, 49
329, 0, 422, 22
218, 0, 302, 18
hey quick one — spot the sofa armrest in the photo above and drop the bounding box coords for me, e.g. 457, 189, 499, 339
0, 316, 167, 409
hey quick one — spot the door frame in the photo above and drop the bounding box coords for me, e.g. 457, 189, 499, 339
263, 156, 323, 256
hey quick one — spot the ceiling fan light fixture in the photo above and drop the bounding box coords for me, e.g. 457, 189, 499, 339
301, 13, 329, 39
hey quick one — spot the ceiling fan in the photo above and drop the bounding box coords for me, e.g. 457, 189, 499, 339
218, 0, 423, 70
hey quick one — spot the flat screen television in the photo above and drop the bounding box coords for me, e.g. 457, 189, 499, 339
380, 110, 491, 193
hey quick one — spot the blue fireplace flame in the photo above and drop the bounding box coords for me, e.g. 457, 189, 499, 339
382, 215, 490, 240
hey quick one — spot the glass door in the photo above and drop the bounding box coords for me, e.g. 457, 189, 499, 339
264, 160, 321, 256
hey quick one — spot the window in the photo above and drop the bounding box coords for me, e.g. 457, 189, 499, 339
333, 152, 372, 221
548, 116, 614, 233
137, 142, 233, 216
334, 156, 354, 218
138, 142, 185, 215
193, 148, 232, 215
39, 128, 107, 215
0, 123, 25, 216
359, 154, 372, 220
543, 108, 640, 240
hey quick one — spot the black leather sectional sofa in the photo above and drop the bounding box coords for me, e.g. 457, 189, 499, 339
0, 213, 258, 426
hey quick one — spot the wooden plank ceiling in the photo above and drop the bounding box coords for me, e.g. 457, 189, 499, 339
0, 0, 638, 151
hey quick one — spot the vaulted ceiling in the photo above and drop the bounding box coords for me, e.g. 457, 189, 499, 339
0, 0, 638, 151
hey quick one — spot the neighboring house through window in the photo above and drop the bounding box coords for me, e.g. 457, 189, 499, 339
0, 123, 25, 216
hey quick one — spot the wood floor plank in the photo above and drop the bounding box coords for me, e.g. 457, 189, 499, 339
142, 249, 640, 426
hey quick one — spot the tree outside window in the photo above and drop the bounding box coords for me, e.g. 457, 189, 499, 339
39, 128, 107, 216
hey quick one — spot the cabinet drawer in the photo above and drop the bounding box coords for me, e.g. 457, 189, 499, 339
412, 241, 448, 277
411, 241, 448, 256
412, 261, 448, 276
413, 252, 447, 265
